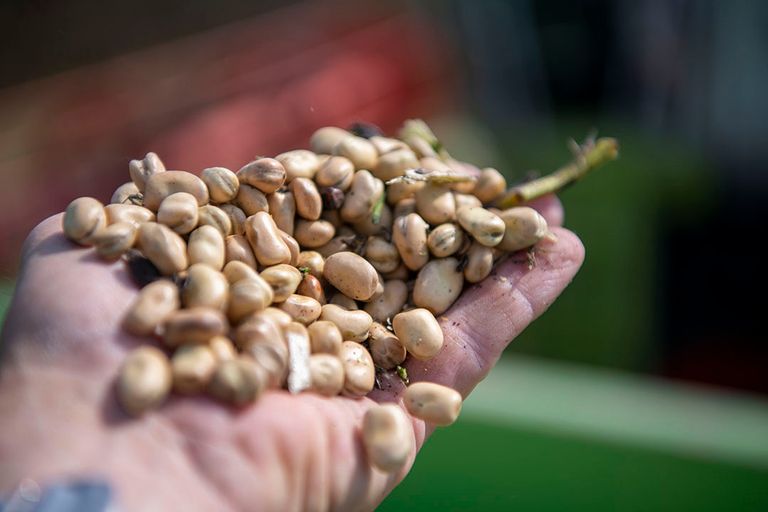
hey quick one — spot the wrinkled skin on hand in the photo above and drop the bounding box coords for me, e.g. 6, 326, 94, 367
0, 195, 583, 511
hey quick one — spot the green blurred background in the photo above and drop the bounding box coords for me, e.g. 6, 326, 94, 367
1, 0, 766, 509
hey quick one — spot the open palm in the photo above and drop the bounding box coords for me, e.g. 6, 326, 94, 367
0, 196, 583, 511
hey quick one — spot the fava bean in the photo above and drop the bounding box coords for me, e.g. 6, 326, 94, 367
93, 221, 137, 260
181, 263, 229, 311
392, 308, 444, 360
128, 152, 166, 193
464, 242, 494, 283
368, 322, 406, 370
223, 260, 259, 283
235, 183, 269, 216
307, 320, 343, 354
373, 148, 419, 181
364, 280, 408, 323
294, 219, 336, 248
392, 213, 429, 271
143, 171, 208, 211
187, 225, 225, 270
224, 235, 257, 269
227, 275, 274, 323
314, 156, 354, 191
426, 223, 464, 258
197, 204, 232, 237
219, 204, 246, 236
105, 204, 155, 227
473, 167, 506, 204
364, 236, 401, 273
310, 126, 350, 154
290, 177, 322, 221
122, 279, 180, 336
163, 307, 228, 346
456, 206, 505, 247
209, 335, 237, 361
412, 257, 463, 315
323, 251, 380, 301
319, 304, 373, 343
136, 222, 188, 275
63, 197, 106, 245
208, 356, 267, 405
308, 354, 345, 396
362, 404, 414, 472
403, 382, 462, 426
340, 170, 384, 223
117, 346, 171, 416
244, 211, 291, 267
296, 251, 325, 280
201, 166, 239, 203
296, 274, 326, 304
111, 181, 141, 205
278, 294, 322, 324
172, 344, 217, 394
157, 192, 198, 234
498, 207, 549, 252
340, 341, 375, 397
267, 190, 296, 235
237, 158, 286, 194
276, 149, 319, 181
260, 264, 302, 302
415, 183, 456, 225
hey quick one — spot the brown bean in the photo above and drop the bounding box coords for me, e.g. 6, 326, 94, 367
364, 280, 408, 323
323, 251, 380, 301
237, 158, 286, 194
294, 219, 336, 248
392, 213, 429, 271
497, 207, 549, 251
316, 233, 355, 259
362, 404, 414, 472
117, 346, 172, 416
105, 204, 155, 227
373, 148, 419, 181
284, 322, 311, 393
403, 382, 462, 426
235, 183, 269, 216
340, 170, 384, 223
181, 263, 229, 311
329, 293, 359, 310
340, 341, 375, 397
92, 221, 137, 260
201, 166, 239, 203
122, 279, 180, 336
244, 211, 291, 267
219, 204, 247, 236
278, 230, 300, 266
319, 304, 373, 342
278, 294, 322, 325
276, 149, 320, 181
129, 152, 166, 193
412, 257, 463, 315
197, 204, 232, 237
63, 197, 107, 245
314, 156, 354, 190
393, 198, 416, 219
143, 171, 208, 211
392, 308, 444, 360
351, 202, 391, 236
162, 307, 228, 347
296, 274, 326, 304
187, 225, 225, 270
426, 223, 464, 258
136, 222, 188, 275
111, 181, 142, 205
209, 335, 237, 361
310, 126, 350, 154
267, 190, 296, 235
208, 356, 267, 405
415, 183, 456, 225
464, 242, 494, 283
290, 177, 322, 221
157, 192, 198, 234
368, 322, 406, 370
333, 136, 378, 170
227, 276, 274, 323
473, 167, 507, 204
234, 312, 284, 349
457, 206, 505, 247
321, 208, 343, 229
223, 260, 259, 284
244, 340, 288, 389
171, 345, 217, 394
381, 263, 409, 281
308, 354, 344, 396
260, 264, 302, 302
224, 235, 257, 269
307, 320, 343, 354
297, 251, 325, 280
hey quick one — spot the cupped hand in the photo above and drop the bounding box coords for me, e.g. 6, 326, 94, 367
0, 195, 583, 512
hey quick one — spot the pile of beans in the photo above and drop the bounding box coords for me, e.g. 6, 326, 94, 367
61, 121, 551, 472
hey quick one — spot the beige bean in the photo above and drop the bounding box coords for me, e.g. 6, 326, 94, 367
260, 264, 302, 302
297, 251, 325, 280
393, 197, 416, 219
224, 235, 257, 269
92, 221, 137, 260
453, 192, 483, 210
427, 223, 464, 258
294, 219, 336, 248
392, 213, 429, 271
208, 356, 267, 405
289, 177, 322, 221
364, 236, 400, 273
117, 346, 171, 416
456, 206, 505, 247
219, 204, 247, 236
386, 180, 424, 205
473, 167, 507, 204
412, 257, 463, 315
381, 263, 409, 281
235, 183, 269, 216
244, 340, 288, 389
143, 171, 208, 211
163, 307, 228, 347
368, 322, 406, 370
157, 192, 198, 234
201, 166, 239, 203
136, 222, 188, 275
276, 149, 320, 181
227, 275, 274, 323
209, 335, 236, 361
464, 242, 494, 283
316, 233, 356, 259
373, 148, 419, 181
181, 263, 229, 311
340, 170, 384, 223
307, 320, 343, 354
319, 304, 372, 343
498, 207, 549, 251
369, 135, 409, 155
364, 280, 408, 323
323, 251, 380, 301
111, 181, 142, 205
403, 382, 462, 426
223, 260, 259, 283
279, 230, 300, 266
308, 354, 344, 396
234, 312, 284, 350
260, 307, 293, 329
267, 190, 296, 235
415, 183, 456, 225
351, 202, 391, 236
340, 341, 375, 397
187, 225, 225, 270
405, 136, 437, 158
197, 204, 232, 237
237, 158, 286, 194
296, 274, 326, 304
123, 279, 180, 336
329, 293, 358, 310
128, 152, 166, 193
362, 404, 414, 472
62, 197, 106, 245
444, 158, 478, 194
392, 308, 444, 360
333, 136, 378, 170
310, 126, 350, 154
244, 211, 291, 267
278, 294, 322, 325
172, 344, 217, 394
419, 156, 452, 173
314, 156, 354, 190
105, 204, 155, 227
285, 322, 312, 393
321, 208, 343, 229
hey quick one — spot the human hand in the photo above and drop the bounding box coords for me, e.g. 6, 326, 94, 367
0, 195, 583, 511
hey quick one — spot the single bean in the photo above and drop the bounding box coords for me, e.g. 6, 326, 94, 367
364, 280, 408, 323
276, 149, 320, 181
285, 322, 311, 394
223, 260, 259, 284
419, 156, 452, 173
340, 341, 375, 397
392, 213, 429, 271
219, 204, 247, 236
105, 204, 155, 227
310, 126, 350, 154
122, 279, 180, 336
209, 335, 237, 362
340, 170, 384, 223
224, 235, 257, 269
333, 136, 378, 170
63, 197, 107, 245
136, 222, 188, 275
307, 320, 343, 354
235, 183, 269, 216
369, 135, 409, 155
456, 206, 505, 247
321, 208, 343, 229
128, 152, 166, 193
111, 181, 142, 205
415, 183, 456, 225
392, 197, 416, 219
278, 294, 322, 325
496, 206, 550, 251
244, 211, 291, 267
453, 192, 482, 210
464, 242, 494, 283
296, 274, 326, 304
351, 202, 391, 236
157, 192, 198, 234
201, 166, 239, 203
197, 204, 232, 237
234, 312, 284, 350
163, 307, 228, 347
143, 171, 209, 211
392, 308, 444, 360
323, 251, 380, 301
260, 264, 302, 302
319, 304, 373, 343
368, 322, 406, 370
181, 263, 229, 311
244, 341, 288, 389
444, 158, 478, 194
117, 346, 172, 416
171, 344, 217, 394
362, 404, 414, 472
413, 257, 463, 315
316, 233, 355, 259
426, 223, 464, 258
296, 251, 325, 280
364, 237, 400, 273
260, 307, 293, 328
314, 156, 354, 191
208, 356, 267, 405
237, 158, 286, 194
308, 354, 345, 396
267, 190, 296, 235
290, 177, 323, 220
381, 263, 409, 281
227, 275, 274, 323
473, 167, 507, 204
373, 148, 419, 181
294, 219, 336, 248
278, 230, 300, 266
403, 382, 462, 426
386, 180, 424, 205
93, 221, 137, 260
405, 136, 437, 158
188, 225, 225, 270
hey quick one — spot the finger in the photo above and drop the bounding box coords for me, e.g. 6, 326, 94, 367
524, 193, 564, 227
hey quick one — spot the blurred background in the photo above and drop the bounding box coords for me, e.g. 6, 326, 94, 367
1, 0, 766, 509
